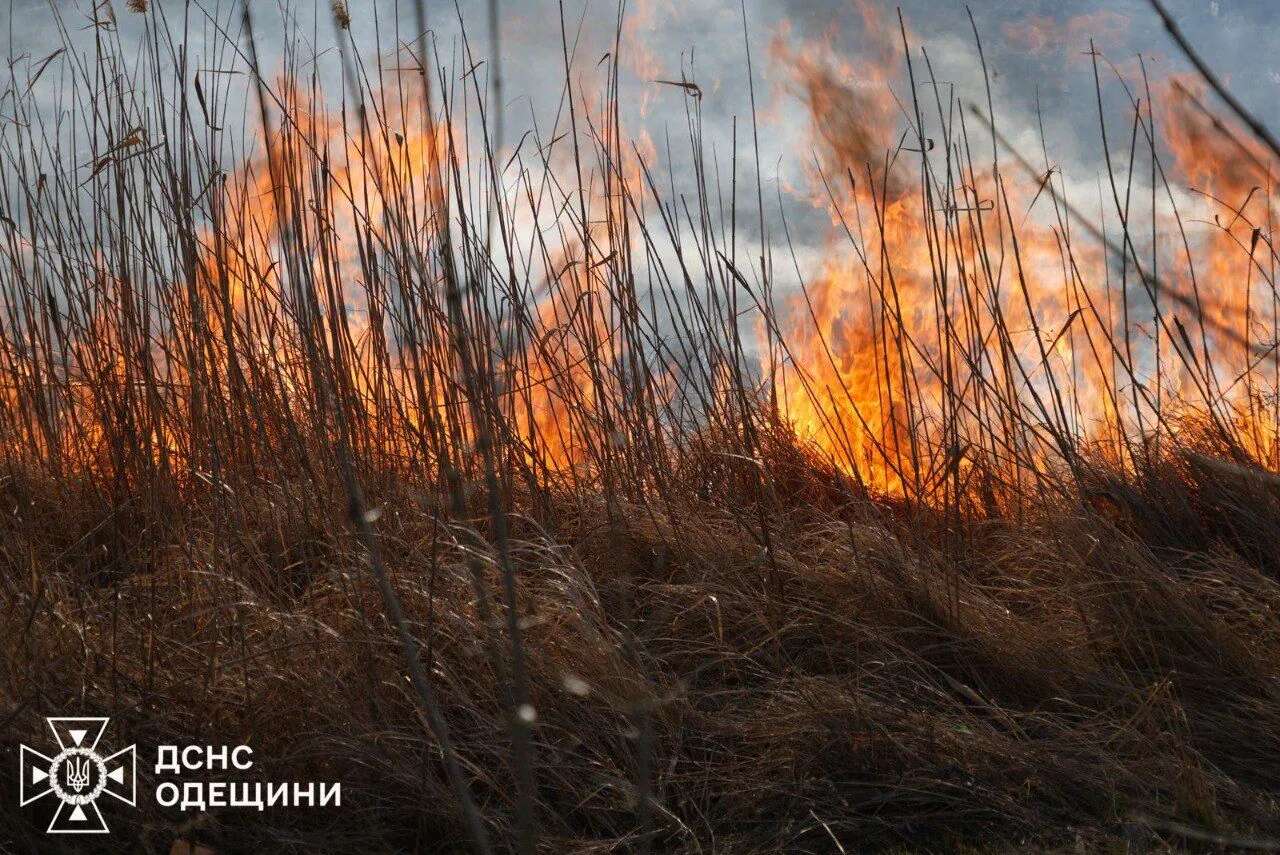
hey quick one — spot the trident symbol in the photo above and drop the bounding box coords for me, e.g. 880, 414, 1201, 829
64, 755, 91, 793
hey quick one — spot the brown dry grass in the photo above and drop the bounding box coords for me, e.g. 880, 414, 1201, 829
4, 429, 1280, 852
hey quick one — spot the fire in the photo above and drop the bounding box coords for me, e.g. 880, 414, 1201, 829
1157, 74, 1279, 461
1, 3, 1277, 500
765, 4, 1278, 494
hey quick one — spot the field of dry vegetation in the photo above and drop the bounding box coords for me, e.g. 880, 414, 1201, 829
2, 0, 1280, 851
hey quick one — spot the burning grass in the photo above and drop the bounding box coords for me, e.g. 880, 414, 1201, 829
2, 0, 1280, 851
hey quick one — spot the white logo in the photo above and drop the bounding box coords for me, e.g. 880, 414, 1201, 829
19, 717, 136, 834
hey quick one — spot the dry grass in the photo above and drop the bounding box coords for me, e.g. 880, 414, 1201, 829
2, 0, 1280, 851
4, 431, 1280, 852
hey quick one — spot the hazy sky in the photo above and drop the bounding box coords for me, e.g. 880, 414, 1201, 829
2, 0, 1271, 264
5, 0, 1269, 155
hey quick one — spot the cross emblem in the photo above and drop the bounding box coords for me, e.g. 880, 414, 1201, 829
19, 717, 136, 834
